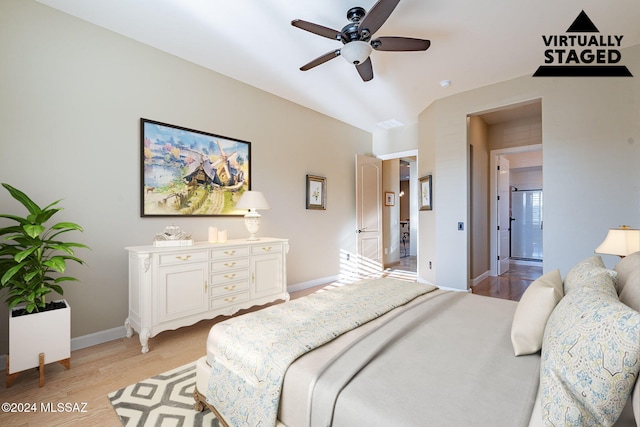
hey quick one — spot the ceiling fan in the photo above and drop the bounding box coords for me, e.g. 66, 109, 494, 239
291, 0, 430, 82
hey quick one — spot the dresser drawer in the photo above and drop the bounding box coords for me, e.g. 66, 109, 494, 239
209, 281, 249, 298
210, 269, 249, 284
210, 291, 249, 310
250, 243, 283, 255
158, 250, 208, 265
210, 247, 249, 259
211, 257, 250, 272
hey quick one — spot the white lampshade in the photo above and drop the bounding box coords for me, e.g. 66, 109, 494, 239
341, 41, 372, 65
595, 226, 640, 257
235, 191, 270, 240
235, 191, 270, 211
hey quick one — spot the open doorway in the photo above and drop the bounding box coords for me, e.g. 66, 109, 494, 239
491, 148, 543, 275
468, 99, 542, 287
378, 150, 418, 274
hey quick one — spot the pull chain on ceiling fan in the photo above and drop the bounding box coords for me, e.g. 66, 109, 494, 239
291, 0, 431, 82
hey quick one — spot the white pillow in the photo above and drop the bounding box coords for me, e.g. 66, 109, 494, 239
511, 269, 563, 356
619, 267, 640, 312
634, 377, 639, 427
614, 250, 640, 294
615, 251, 640, 311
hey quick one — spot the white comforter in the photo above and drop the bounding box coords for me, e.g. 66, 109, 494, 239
205, 278, 436, 427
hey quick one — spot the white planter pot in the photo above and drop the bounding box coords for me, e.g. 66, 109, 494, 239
8, 299, 70, 374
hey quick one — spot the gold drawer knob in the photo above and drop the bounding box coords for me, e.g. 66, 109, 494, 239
224, 250, 236, 256
176, 255, 191, 261
261, 246, 272, 252
224, 274, 236, 280
224, 296, 236, 303
224, 285, 236, 291
224, 262, 236, 268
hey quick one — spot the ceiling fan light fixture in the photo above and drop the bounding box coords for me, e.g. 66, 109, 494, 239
341, 41, 372, 65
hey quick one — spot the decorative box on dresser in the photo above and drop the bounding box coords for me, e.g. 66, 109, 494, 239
125, 238, 289, 353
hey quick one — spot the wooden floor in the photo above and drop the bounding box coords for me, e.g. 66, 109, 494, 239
0, 259, 539, 426
0, 302, 292, 426
472, 262, 542, 301
390, 256, 541, 302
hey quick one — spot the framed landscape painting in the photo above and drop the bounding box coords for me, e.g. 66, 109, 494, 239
141, 119, 251, 216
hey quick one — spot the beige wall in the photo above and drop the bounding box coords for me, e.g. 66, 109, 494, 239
0, 0, 371, 354
468, 116, 490, 281
382, 159, 400, 266
400, 180, 410, 221
488, 117, 542, 151
418, 44, 640, 289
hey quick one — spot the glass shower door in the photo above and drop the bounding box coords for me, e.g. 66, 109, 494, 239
511, 190, 543, 261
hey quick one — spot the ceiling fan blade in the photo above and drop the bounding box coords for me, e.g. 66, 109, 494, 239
372, 36, 431, 51
359, 0, 401, 37
300, 50, 341, 71
291, 19, 343, 41
356, 57, 374, 82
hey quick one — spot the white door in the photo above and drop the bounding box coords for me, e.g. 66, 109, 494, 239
355, 155, 383, 269
497, 156, 510, 274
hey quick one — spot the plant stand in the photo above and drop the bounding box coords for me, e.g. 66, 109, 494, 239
7, 300, 71, 387
6, 353, 71, 388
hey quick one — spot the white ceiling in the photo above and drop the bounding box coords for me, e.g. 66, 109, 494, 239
36, 0, 640, 133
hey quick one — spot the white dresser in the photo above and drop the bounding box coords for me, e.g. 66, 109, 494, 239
125, 238, 289, 353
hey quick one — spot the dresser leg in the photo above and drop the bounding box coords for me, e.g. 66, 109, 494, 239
139, 328, 150, 353
124, 317, 133, 338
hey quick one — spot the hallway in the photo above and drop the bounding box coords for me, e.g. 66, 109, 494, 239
472, 262, 542, 301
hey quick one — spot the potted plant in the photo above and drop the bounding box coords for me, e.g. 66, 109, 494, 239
0, 183, 88, 386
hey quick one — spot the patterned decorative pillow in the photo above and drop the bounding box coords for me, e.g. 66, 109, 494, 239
541, 275, 640, 426
511, 269, 563, 356
563, 255, 617, 296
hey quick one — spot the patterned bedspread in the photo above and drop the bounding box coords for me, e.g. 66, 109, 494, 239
205, 278, 436, 427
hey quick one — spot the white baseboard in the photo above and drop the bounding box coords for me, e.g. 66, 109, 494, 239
286, 275, 340, 293
70, 325, 127, 351
436, 284, 471, 293
510, 259, 543, 267
470, 270, 491, 287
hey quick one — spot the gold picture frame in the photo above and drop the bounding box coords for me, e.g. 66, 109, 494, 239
385, 192, 395, 206
419, 175, 432, 211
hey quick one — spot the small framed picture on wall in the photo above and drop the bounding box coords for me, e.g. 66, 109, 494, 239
306, 175, 326, 210
419, 175, 432, 211
385, 192, 395, 206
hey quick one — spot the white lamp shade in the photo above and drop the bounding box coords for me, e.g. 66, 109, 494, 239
235, 191, 270, 210
341, 41, 372, 65
595, 227, 640, 256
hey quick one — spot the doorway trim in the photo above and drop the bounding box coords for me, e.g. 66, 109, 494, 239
489, 144, 542, 276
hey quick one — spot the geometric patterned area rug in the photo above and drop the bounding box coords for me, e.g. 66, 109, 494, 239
108, 362, 219, 426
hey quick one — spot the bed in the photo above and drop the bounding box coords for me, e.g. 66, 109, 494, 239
193, 254, 640, 427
